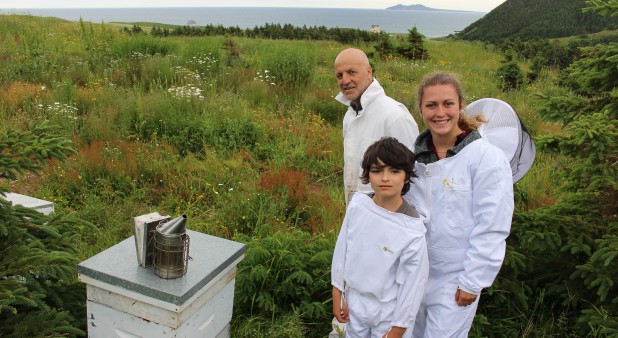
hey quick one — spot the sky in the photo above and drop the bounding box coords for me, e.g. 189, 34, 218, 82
3, 1, 507, 13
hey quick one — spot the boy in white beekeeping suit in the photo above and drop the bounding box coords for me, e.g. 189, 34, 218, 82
331, 136, 429, 338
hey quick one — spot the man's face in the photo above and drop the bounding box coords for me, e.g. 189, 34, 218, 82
335, 58, 373, 103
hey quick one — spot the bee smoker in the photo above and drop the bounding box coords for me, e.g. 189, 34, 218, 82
153, 214, 190, 279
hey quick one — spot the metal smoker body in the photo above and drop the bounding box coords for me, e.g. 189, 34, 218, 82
153, 214, 190, 279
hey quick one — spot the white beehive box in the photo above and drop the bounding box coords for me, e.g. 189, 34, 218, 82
1, 192, 55, 215
78, 230, 246, 337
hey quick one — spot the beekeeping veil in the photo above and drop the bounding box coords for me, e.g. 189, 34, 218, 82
464, 98, 536, 183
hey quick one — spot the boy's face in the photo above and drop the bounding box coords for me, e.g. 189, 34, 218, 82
369, 159, 406, 201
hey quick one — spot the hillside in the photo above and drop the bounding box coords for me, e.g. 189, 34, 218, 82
457, 0, 618, 42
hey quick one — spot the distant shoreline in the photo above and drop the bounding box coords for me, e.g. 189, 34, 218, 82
1, 7, 486, 36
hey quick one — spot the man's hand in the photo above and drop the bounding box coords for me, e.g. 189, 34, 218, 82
332, 286, 349, 323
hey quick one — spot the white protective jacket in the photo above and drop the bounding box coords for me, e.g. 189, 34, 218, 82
336, 79, 419, 203
332, 193, 429, 329
408, 134, 514, 295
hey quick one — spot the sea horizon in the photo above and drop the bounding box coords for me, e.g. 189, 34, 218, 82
1, 7, 487, 37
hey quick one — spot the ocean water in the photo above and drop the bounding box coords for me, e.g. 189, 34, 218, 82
4, 7, 486, 37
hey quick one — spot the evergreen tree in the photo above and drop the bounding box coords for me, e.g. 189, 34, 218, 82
0, 122, 91, 337
584, 0, 618, 17
396, 27, 429, 60
496, 51, 526, 91
374, 32, 395, 60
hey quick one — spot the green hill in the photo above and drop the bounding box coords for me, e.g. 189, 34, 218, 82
457, 0, 618, 42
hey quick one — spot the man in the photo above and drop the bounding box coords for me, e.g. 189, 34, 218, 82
334, 48, 419, 204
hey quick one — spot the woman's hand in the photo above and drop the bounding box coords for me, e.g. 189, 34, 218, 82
332, 286, 349, 323
455, 288, 478, 307
382, 326, 406, 338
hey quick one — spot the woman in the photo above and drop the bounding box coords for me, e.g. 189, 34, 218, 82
406, 72, 514, 337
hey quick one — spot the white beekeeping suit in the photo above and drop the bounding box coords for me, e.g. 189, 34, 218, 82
337, 79, 419, 204
408, 132, 514, 338
332, 192, 429, 337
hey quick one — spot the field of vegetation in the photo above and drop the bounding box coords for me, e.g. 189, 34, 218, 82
1, 7, 616, 338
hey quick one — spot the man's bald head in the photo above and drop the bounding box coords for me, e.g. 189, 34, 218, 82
334, 48, 373, 104
334, 48, 371, 69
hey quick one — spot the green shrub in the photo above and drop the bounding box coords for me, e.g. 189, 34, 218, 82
208, 117, 262, 153
234, 229, 334, 337
496, 51, 526, 92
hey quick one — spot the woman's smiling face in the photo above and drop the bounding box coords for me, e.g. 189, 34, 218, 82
420, 83, 464, 140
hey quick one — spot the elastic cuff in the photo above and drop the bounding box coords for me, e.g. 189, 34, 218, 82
390, 322, 410, 329
332, 281, 344, 292
457, 284, 481, 295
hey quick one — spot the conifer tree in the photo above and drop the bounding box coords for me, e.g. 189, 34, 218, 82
0, 122, 90, 337
396, 27, 429, 60
374, 32, 395, 60
520, 1, 616, 334
496, 50, 526, 91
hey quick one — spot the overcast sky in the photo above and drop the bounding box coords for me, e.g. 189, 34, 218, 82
3, 1, 507, 13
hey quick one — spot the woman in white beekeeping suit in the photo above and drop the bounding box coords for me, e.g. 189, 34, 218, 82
406, 72, 514, 337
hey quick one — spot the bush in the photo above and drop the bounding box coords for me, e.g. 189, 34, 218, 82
139, 110, 209, 155
496, 52, 526, 91
233, 229, 334, 337
208, 117, 262, 153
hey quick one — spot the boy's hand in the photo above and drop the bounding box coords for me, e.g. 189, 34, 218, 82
382, 326, 406, 338
332, 286, 349, 323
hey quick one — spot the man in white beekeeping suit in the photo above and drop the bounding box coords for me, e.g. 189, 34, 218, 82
334, 48, 419, 205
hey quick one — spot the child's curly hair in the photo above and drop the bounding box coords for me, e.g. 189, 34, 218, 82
360, 136, 417, 195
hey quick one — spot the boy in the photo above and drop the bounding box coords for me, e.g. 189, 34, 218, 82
331, 137, 429, 338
